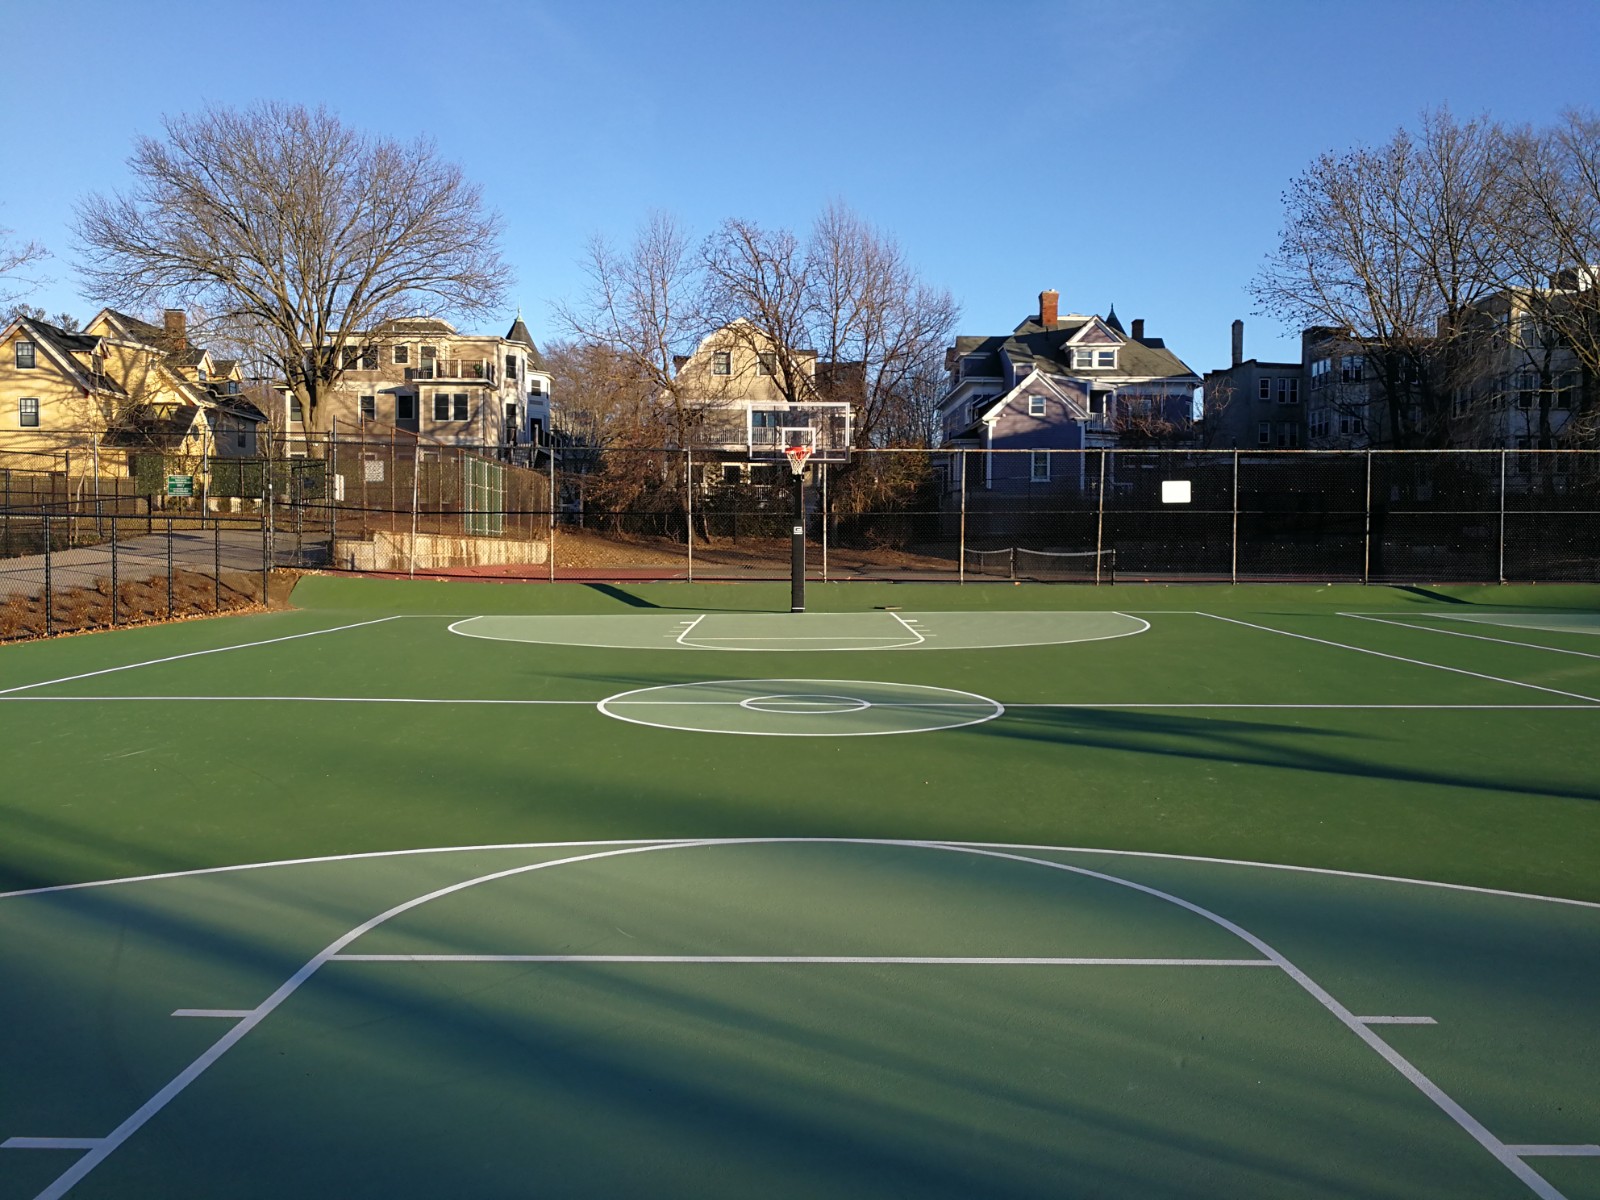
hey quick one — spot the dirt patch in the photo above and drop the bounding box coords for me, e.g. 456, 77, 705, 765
0, 570, 299, 643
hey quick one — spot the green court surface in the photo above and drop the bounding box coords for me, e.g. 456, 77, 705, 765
1, 577, 1598, 1198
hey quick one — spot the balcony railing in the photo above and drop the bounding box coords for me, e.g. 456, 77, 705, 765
409, 359, 498, 384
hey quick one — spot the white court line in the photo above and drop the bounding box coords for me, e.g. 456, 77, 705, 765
1341, 613, 1600, 660
6, 838, 1598, 911
3, 1138, 103, 1151
1357, 1015, 1438, 1025
171, 1009, 254, 1019
0, 616, 402, 698
888, 611, 927, 645
1511, 1146, 1600, 1158
26, 838, 1577, 1200
1200, 613, 1600, 705
4, 696, 1595, 711
333, 954, 1275, 966
687, 635, 915, 641
673, 615, 706, 645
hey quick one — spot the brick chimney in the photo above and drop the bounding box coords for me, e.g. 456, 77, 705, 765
163, 309, 187, 350
1131, 318, 1145, 342
1231, 319, 1244, 367
1039, 289, 1059, 327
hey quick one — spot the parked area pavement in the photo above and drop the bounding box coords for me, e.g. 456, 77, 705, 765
0, 528, 323, 599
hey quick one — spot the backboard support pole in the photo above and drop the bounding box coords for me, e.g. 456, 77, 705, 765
790, 468, 805, 613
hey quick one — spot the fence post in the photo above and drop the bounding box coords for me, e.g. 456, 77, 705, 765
409, 446, 421, 579
214, 519, 222, 612
110, 513, 119, 626
548, 446, 557, 584
43, 513, 52, 635
1362, 450, 1373, 585
1231, 450, 1240, 585
685, 448, 694, 583
1095, 450, 1108, 568
958, 451, 967, 583
167, 516, 174, 619
1498, 448, 1507, 585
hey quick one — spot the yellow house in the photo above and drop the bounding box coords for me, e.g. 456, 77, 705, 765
0, 308, 265, 476
672, 319, 822, 450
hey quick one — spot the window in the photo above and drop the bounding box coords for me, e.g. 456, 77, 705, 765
197, 367, 208, 382
394, 345, 409, 365
396, 394, 417, 421
14, 340, 35, 369
226, 380, 240, 395
751, 410, 781, 429
1276, 378, 1299, 405
1030, 451, 1050, 482
506, 355, 518, 380
1277, 422, 1299, 448
362, 346, 378, 371
528, 379, 543, 395
722, 464, 742, 485
1258, 420, 1271, 445
1097, 349, 1116, 368
712, 351, 731, 376
19, 397, 39, 427
359, 395, 376, 421
1259, 378, 1272, 401
433, 392, 451, 421
1089, 393, 1106, 416
757, 352, 776, 376
1028, 395, 1046, 416
1310, 358, 1330, 389
289, 396, 304, 423
236, 430, 246, 448
452, 393, 469, 421
1340, 355, 1364, 383
419, 346, 437, 378
341, 347, 361, 371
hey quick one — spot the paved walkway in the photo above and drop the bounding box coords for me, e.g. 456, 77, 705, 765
0, 528, 321, 599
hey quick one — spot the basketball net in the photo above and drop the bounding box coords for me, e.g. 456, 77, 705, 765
784, 445, 813, 475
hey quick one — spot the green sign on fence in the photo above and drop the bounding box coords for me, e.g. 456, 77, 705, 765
165, 474, 195, 498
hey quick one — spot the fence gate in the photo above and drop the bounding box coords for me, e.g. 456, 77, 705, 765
463, 458, 506, 536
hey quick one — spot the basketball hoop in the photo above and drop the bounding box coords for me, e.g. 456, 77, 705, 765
783, 444, 813, 475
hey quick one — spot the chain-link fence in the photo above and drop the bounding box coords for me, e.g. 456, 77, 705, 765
4, 447, 1597, 631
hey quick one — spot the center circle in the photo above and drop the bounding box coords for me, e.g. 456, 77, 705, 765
740, 693, 872, 715
598, 679, 1004, 737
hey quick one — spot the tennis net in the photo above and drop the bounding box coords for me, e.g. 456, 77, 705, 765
962, 547, 1115, 583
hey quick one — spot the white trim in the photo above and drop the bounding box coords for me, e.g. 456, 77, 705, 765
333, 954, 1277, 967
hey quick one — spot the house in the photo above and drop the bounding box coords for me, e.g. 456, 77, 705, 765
669, 319, 853, 479
1201, 320, 1306, 449
936, 290, 1200, 490
0, 307, 265, 475
289, 315, 553, 448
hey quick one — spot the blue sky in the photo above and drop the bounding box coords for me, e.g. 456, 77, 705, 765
4, 0, 1598, 373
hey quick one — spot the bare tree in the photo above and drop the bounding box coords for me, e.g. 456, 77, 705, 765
0, 225, 47, 308
804, 203, 958, 447
74, 102, 510, 433
553, 213, 711, 447
699, 217, 817, 407
1495, 110, 1600, 443
698, 205, 958, 447
1253, 110, 1504, 447
8, 304, 79, 332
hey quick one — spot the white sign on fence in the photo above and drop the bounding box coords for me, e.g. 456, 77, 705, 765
1161, 480, 1192, 504
363, 457, 385, 483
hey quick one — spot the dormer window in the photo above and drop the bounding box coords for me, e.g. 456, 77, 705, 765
1072, 348, 1117, 370
197, 367, 208, 382
712, 351, 731, 376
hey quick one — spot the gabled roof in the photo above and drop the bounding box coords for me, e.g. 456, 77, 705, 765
952, 311, 1199, 384
101, 405, 202, 449
2, 316, 125, 396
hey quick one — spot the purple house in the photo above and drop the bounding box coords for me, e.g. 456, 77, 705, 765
937, 290, 1200, 492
